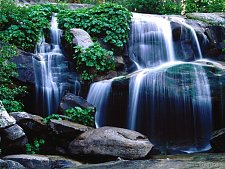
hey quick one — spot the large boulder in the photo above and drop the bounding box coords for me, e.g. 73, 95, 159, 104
210, 128, 225, 153
3, 154, 81, 169
59, 93, 95, 113
68, 126, 153, 159
0, 101, 16, 128
70, 28, 93, 49
3, 124, 25, 141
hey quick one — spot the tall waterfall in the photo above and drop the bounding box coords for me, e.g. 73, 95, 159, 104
33, 14, 76, 116
87, 13, 213, 152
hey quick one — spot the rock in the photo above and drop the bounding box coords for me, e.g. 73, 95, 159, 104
70, 28, 93, 49
50, 119, 92, 137
1, 135, 28, 155
115, 56, 126, 70
9, 112, 48, 134
3, 154, 82, 169
210, 128, 225, 153
75, 153, 225, 169
59, 93, 95, 113
3, 124, 25, 141
10, 51, 35, 84
187, 13, 225, 25
68, 126, 153, 159
0, 101, 16, 128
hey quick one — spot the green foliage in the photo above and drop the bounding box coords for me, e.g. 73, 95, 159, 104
73, 43, 115, 82
26, 138, 45, 154
57, 3, 132, 48
43, 114, 62, 124
186, 0, 225, 13
65, 107, 95, 127
0, 0, 67, 52
0, 44, 26, 112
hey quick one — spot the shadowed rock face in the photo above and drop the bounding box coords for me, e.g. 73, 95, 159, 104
68, 126, 153, 159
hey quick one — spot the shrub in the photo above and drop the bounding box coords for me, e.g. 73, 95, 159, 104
43, 114, 62, 124
0, 44, 26, 112
26, 138, 45, 154
73, 43, 115, 82
57, 3, 132, 49
0, 1, 67, 52
65, 107, 95, 127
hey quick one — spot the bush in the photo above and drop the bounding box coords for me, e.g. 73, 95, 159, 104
73, 42, 115, 82
0, 44, 26, 112
0, 0, 67, 52
26, 138, 45, 154
57, 3, 132, 49
65, 107, 95, 127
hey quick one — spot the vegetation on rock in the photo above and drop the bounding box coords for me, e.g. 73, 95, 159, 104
65, 107, 95, 127
26, 138, 45, 154
0, 44, 26, 112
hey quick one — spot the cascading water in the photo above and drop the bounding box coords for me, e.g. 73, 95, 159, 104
33, 14, 77, 116
87, 80, 113, 128
87, 13, 213, 152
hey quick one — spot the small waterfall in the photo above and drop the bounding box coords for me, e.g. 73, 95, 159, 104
172, 17, 203, 59
33, 14, 73, 116
129, 13, 175, 68
87, 80, 112, 127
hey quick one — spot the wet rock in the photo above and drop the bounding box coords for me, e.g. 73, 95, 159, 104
68, 126, 153, 159
3, 154, 81, 169
50, 119, 92, 137
70, 28, 93, 49
59, 93, 95, 113
0, 101, 16, 128
210, 128, 225, 153
0, 159, 25, 169
3, 124, 25, 141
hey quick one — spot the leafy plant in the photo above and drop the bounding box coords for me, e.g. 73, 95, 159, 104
57, 3, 132, 49
0, 44, 26, 112
73, 43, 115, 82
0, 1, 67, 52
65, 107, 95, 127
26, 138, 45, 154
43, 114, 62, 124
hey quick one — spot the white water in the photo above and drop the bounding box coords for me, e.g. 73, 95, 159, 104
33, 14, 66, 115
87, 80, 112, 127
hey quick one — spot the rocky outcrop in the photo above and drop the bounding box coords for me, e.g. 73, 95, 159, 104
68, 126, 153, 159
70, 28, 93, 49
210, 128, 225, 153
59, 93, 95, 113
3, 154, 81, 169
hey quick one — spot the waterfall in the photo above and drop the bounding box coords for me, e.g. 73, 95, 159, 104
128, 13, 175, 68
87, 13, 213, 153
33, 14, 76, 116
87, 80, 112, 127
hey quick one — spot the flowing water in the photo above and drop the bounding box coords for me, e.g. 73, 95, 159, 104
87, 13, 213, 152
33, 14, 78, 116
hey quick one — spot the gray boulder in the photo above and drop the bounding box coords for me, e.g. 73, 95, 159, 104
0, 159, 25, 169
3, 154, 82, 169
68, 126, 153, 159
70, 28, 93, 49
0, 101, 16, 128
